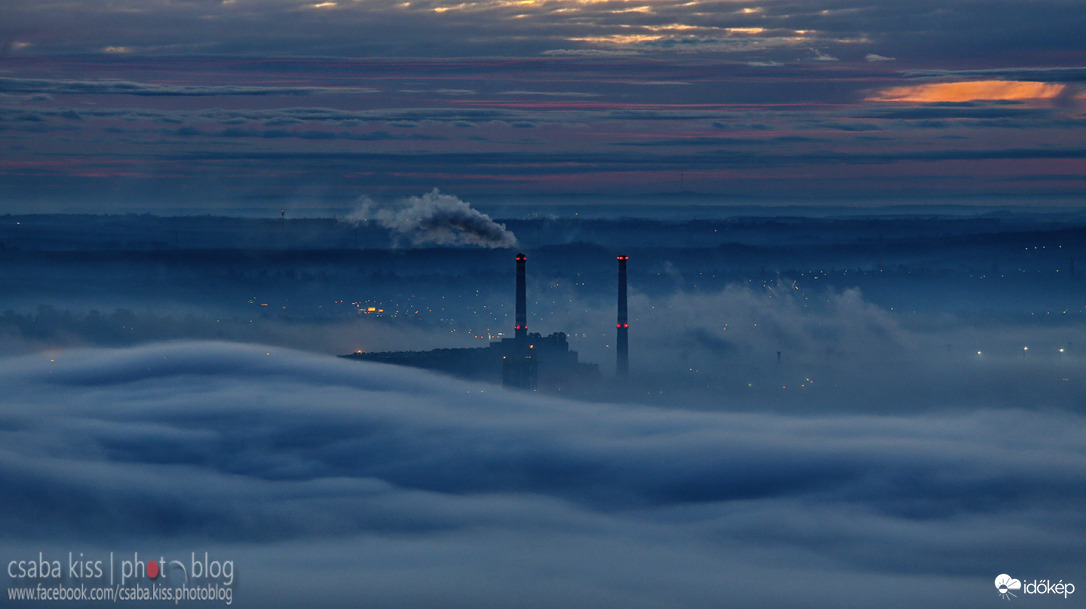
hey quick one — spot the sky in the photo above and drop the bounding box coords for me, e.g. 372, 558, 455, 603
2, 0, 1085, 211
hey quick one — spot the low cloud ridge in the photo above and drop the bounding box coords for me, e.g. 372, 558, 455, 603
1, 342, 1084, 607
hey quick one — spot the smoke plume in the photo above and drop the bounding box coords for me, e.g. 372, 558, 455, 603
343, 189, 517, 248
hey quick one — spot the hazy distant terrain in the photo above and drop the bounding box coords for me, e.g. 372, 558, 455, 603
2, 210, 1085, 410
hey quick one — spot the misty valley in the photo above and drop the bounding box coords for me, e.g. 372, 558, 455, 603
2, 208, 1084, 412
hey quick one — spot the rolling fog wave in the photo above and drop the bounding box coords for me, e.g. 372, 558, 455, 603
1, 342, 1084, 607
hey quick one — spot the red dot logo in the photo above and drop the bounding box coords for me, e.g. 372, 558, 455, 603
147, 560, 159, 579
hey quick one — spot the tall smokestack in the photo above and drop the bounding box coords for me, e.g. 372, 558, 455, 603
617, 255, 629, 377
515, 253, 527, 350
503, 252, 537, 390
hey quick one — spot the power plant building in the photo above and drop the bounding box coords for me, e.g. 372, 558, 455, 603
344, 252, 603, 390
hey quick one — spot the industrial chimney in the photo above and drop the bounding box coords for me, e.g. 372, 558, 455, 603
504, 252, 537, 389
617, 255, 629, 377
515, 252, 527, 352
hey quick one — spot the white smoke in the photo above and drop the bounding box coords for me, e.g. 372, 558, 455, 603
343, 189, 517, 248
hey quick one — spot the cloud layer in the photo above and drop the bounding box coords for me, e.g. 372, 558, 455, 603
3, 0, 1085, 65
1, 0, 1084, 206
1, 341, 1084, 607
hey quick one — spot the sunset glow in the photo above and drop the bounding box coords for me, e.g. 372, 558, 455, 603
869, 80, 1067, 103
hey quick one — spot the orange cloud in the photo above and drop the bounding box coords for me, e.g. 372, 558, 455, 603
869, 80, 1066, 103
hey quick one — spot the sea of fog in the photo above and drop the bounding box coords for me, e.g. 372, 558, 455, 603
1, 342, 1084, 607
